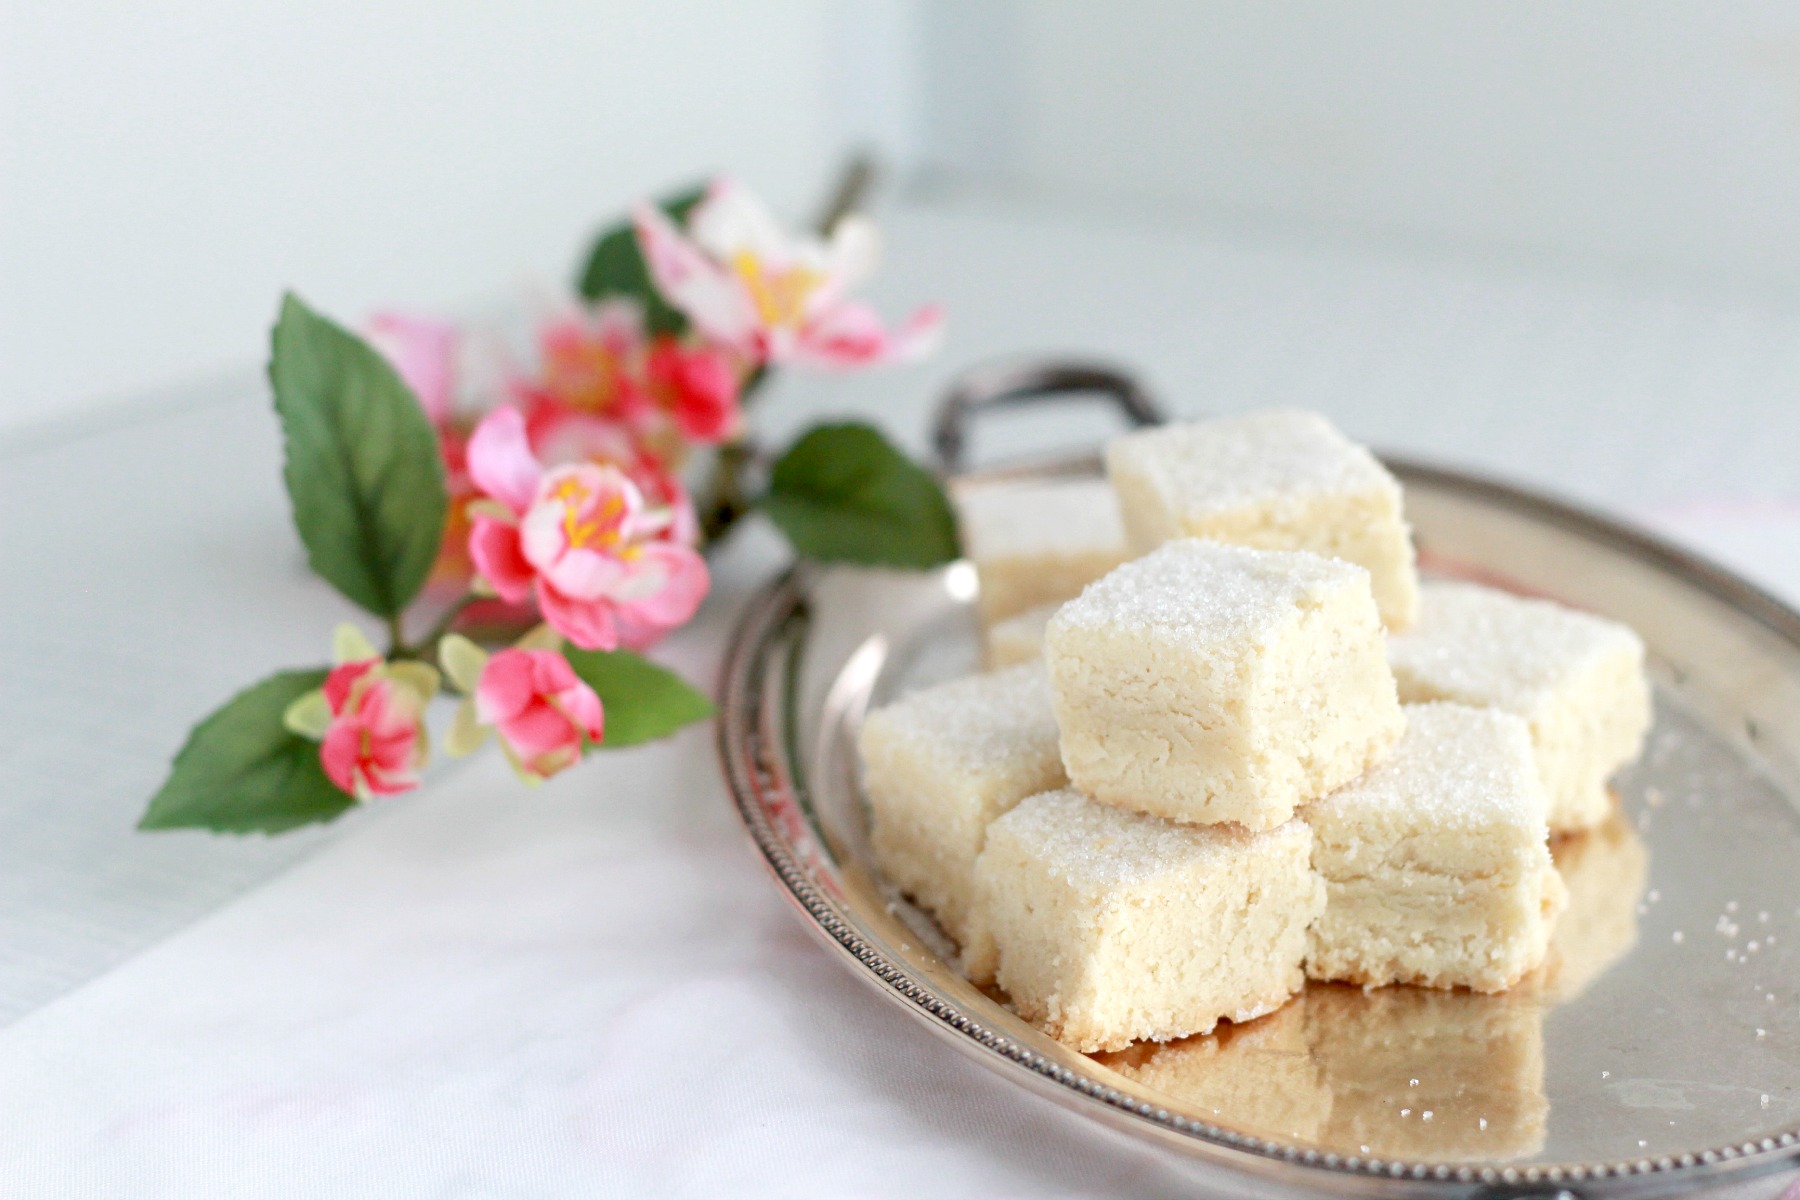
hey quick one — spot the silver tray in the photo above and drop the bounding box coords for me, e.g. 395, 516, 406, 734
715, 371, 1800, 1197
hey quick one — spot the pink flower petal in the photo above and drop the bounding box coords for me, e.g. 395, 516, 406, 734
649, 342, 742, 444
466, 407, 542, 515
366, 313, 458, 424
468, 516, 535, 604
526, 648, 579, 694
812, 214, 881, 311
689, 177, 794, 265
541, 544, 631, 602
319, 721, 364, 795
612, 542, 709, 630
538, 581, 621, 651
789, 301, 944, 370
633, 201, 759, 354
474, 648, 540, 726
556, 680, 605, 743
498, 700, 577, 762
322, 658, 379, 716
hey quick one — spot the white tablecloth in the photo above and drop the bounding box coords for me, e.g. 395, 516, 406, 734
4, 197, 1799, 1197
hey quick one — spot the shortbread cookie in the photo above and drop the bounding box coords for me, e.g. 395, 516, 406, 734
974, 789, 1323, 1052
1307, 982, 1547, 1161
1106, 410, 1418, 627
1387, 581, 1651, 833
1305, 702, 1564, 992
954, 477, 1130, 625
1046, 539, 1403, 830
858, 663, 1065, 979
984, 601, 1058, 669
1094, 1002, 1329, 1143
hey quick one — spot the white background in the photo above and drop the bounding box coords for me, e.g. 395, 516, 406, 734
0, 0, 850, 433
11, 2, 1800, 435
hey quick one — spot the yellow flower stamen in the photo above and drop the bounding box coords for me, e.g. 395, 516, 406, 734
553, 475, 629, 551
732, 250, 822, 330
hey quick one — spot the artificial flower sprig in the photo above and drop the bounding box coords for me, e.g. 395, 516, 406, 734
141, 171, 956, 834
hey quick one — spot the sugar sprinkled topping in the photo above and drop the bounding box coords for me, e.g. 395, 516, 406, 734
990, 787, 1311, 891
1387, 581, 1644, 712
954, 477, 1126, 559
1309, 702, 1544, 829
1107, 409, 1396, 516
863, 663, 1059, 772
1051, 538, 1366, 650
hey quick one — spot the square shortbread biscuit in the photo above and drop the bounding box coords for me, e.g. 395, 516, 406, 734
858, 663, 1065, 979
984, 600, 1058, 669
1094, 1002, 1329, 1143
1046, 539, 1404, 830
1306, 982, 1547, 1162
1304, 702, 1566, 992
1387, 580, 1651, 833
974, 789, 1323, 1053
953, 477, 1130, 625
1106, 410, 1419, 627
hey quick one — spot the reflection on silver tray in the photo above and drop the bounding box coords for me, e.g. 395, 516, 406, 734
717, 453, 1800, 1197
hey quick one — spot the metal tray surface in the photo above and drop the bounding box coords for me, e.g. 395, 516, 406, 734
716, 453, 1800, 1198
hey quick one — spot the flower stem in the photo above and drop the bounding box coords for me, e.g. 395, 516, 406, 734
696, 439, 760, 549
417, 594, 481, 652
390, 593, 481, 664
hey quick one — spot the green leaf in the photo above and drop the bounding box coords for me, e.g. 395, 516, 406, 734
141, 670, 356, 834
563, 648, 714, 749
761, 422, 961, 568
269, 292, 449, 617
575, 183, 707, 336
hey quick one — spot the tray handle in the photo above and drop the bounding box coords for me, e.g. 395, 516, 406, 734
930, 358, 1164, 475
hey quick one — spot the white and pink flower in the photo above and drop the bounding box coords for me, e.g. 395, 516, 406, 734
464, 407, 709, 651
285, 625, 438, 801
634, 178, 942, 370
477, 646, 604, 780
522, 298, 745, 453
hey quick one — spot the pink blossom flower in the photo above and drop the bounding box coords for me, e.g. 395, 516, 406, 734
473, 647, 604, 780
465, 407, 709, 651
523, 404, 700, 547
316, 658, 430, 800
533, 300, 653, 425
522, 299, 744, 453
366, 312, 459, 424
634, 178, 943, 370
644, 338, 742, 442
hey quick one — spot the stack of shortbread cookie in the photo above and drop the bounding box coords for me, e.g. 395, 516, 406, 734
860, 410, 1650, 1053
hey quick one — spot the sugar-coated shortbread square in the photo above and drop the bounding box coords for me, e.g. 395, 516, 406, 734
1106, 410, 1419, 627
984, 600, 1059, 669
1305, 702, 1566, 992
1046, 539, 1404, 830
1387, 580, 1651, 833
1306, 983, 1547, 1161
858, 663, 1065, 977
976, 790, 1323, 1052
954, 477, 1130, 625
